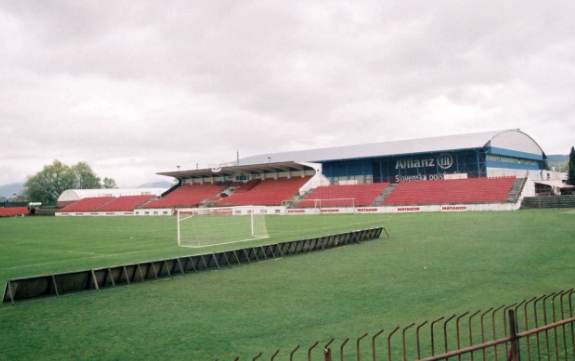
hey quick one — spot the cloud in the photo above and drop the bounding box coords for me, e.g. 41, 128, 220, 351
0, 0, 574, 186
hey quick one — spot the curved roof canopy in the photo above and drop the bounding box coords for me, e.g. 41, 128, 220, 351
238, 129, 546, 165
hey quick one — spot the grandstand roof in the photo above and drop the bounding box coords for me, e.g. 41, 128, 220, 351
238, 129, 546, 165
158, 161, 315, 179
58, 188, 168, 203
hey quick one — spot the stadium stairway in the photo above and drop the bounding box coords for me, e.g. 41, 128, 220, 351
282, 192, 307, 207
284, 191, 308, 207
372, 183, 396, 206
158, 182, 181, 198
217, 177, 310, 206
143, 183, 224, 209
507, 177, 527, 203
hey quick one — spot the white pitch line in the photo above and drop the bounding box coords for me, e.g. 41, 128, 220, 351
179, 235, 270, 249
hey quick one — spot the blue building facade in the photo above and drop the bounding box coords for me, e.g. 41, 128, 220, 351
321, 147, 545, 183
239, 129, 547, 184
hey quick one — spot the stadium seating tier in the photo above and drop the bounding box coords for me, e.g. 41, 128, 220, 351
98, 195, 155, 212
217, 177, 310, 206
60, 197, 117, 212
143, 184, 224, 209
0, 207, 28, 217
60, 195, 157, 213
382, 177, 516, 206
295, 183, 389, 207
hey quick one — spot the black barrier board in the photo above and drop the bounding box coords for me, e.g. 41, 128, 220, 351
3, 227, 384, 304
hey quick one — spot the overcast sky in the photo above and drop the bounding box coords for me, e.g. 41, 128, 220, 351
1, 0, 574, 187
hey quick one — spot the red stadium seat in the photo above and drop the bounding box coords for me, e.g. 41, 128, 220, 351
59, 194, 168, 213
98, 195, 155, 212
294, 183, 389, 208
0, 207, 28, 217
143, 183, 224, 209
382, 177, 516, 206
60, 197, 116, 212
217, 177, 310, 206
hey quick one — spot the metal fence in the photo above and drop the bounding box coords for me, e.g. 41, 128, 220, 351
228, 289, 574, 361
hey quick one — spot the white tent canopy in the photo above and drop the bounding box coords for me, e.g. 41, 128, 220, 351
58, 188, 168, 204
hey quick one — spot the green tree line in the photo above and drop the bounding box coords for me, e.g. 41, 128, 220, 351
24, 161, 117, 205
569, 146, 575, 186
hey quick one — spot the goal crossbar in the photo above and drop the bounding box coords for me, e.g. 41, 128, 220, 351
176, 206, 269, 248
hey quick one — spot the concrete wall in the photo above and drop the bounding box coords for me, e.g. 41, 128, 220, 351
487, 168, 566, 181
56, 211, 140, 217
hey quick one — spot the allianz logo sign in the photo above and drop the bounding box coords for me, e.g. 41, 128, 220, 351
395, 153, 454, 170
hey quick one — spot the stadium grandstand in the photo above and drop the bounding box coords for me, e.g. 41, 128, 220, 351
382, 177, 518, 206
57, 129, 569, 216
0, 207, 28, 217
56, 188, 166, 215
132, 162, 317, 215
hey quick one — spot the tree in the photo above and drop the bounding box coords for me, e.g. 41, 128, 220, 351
24, 160, 76, 204
102, 177, 117, 189
568, 146, 575, 185
24, 160, 117, 204
71, 162, 101, 189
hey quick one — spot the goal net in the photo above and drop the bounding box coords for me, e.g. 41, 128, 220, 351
176, 207, 269, 248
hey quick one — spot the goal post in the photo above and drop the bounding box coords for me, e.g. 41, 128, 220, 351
176, 206, 269, 248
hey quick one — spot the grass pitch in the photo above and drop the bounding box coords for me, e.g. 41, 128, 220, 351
0, 210, 574, 360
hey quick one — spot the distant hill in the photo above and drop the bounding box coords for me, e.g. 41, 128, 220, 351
0, 183, 24, 198
547, 154, 568, 162
547, 154, 569, 170
138, 181, 174, 189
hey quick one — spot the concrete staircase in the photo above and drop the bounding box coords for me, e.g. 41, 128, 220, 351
284, 191, 308, 208
507, 177, 527, 203
372, 183, 397, 206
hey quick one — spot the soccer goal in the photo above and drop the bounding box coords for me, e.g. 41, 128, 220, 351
176, 206, 269, 248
